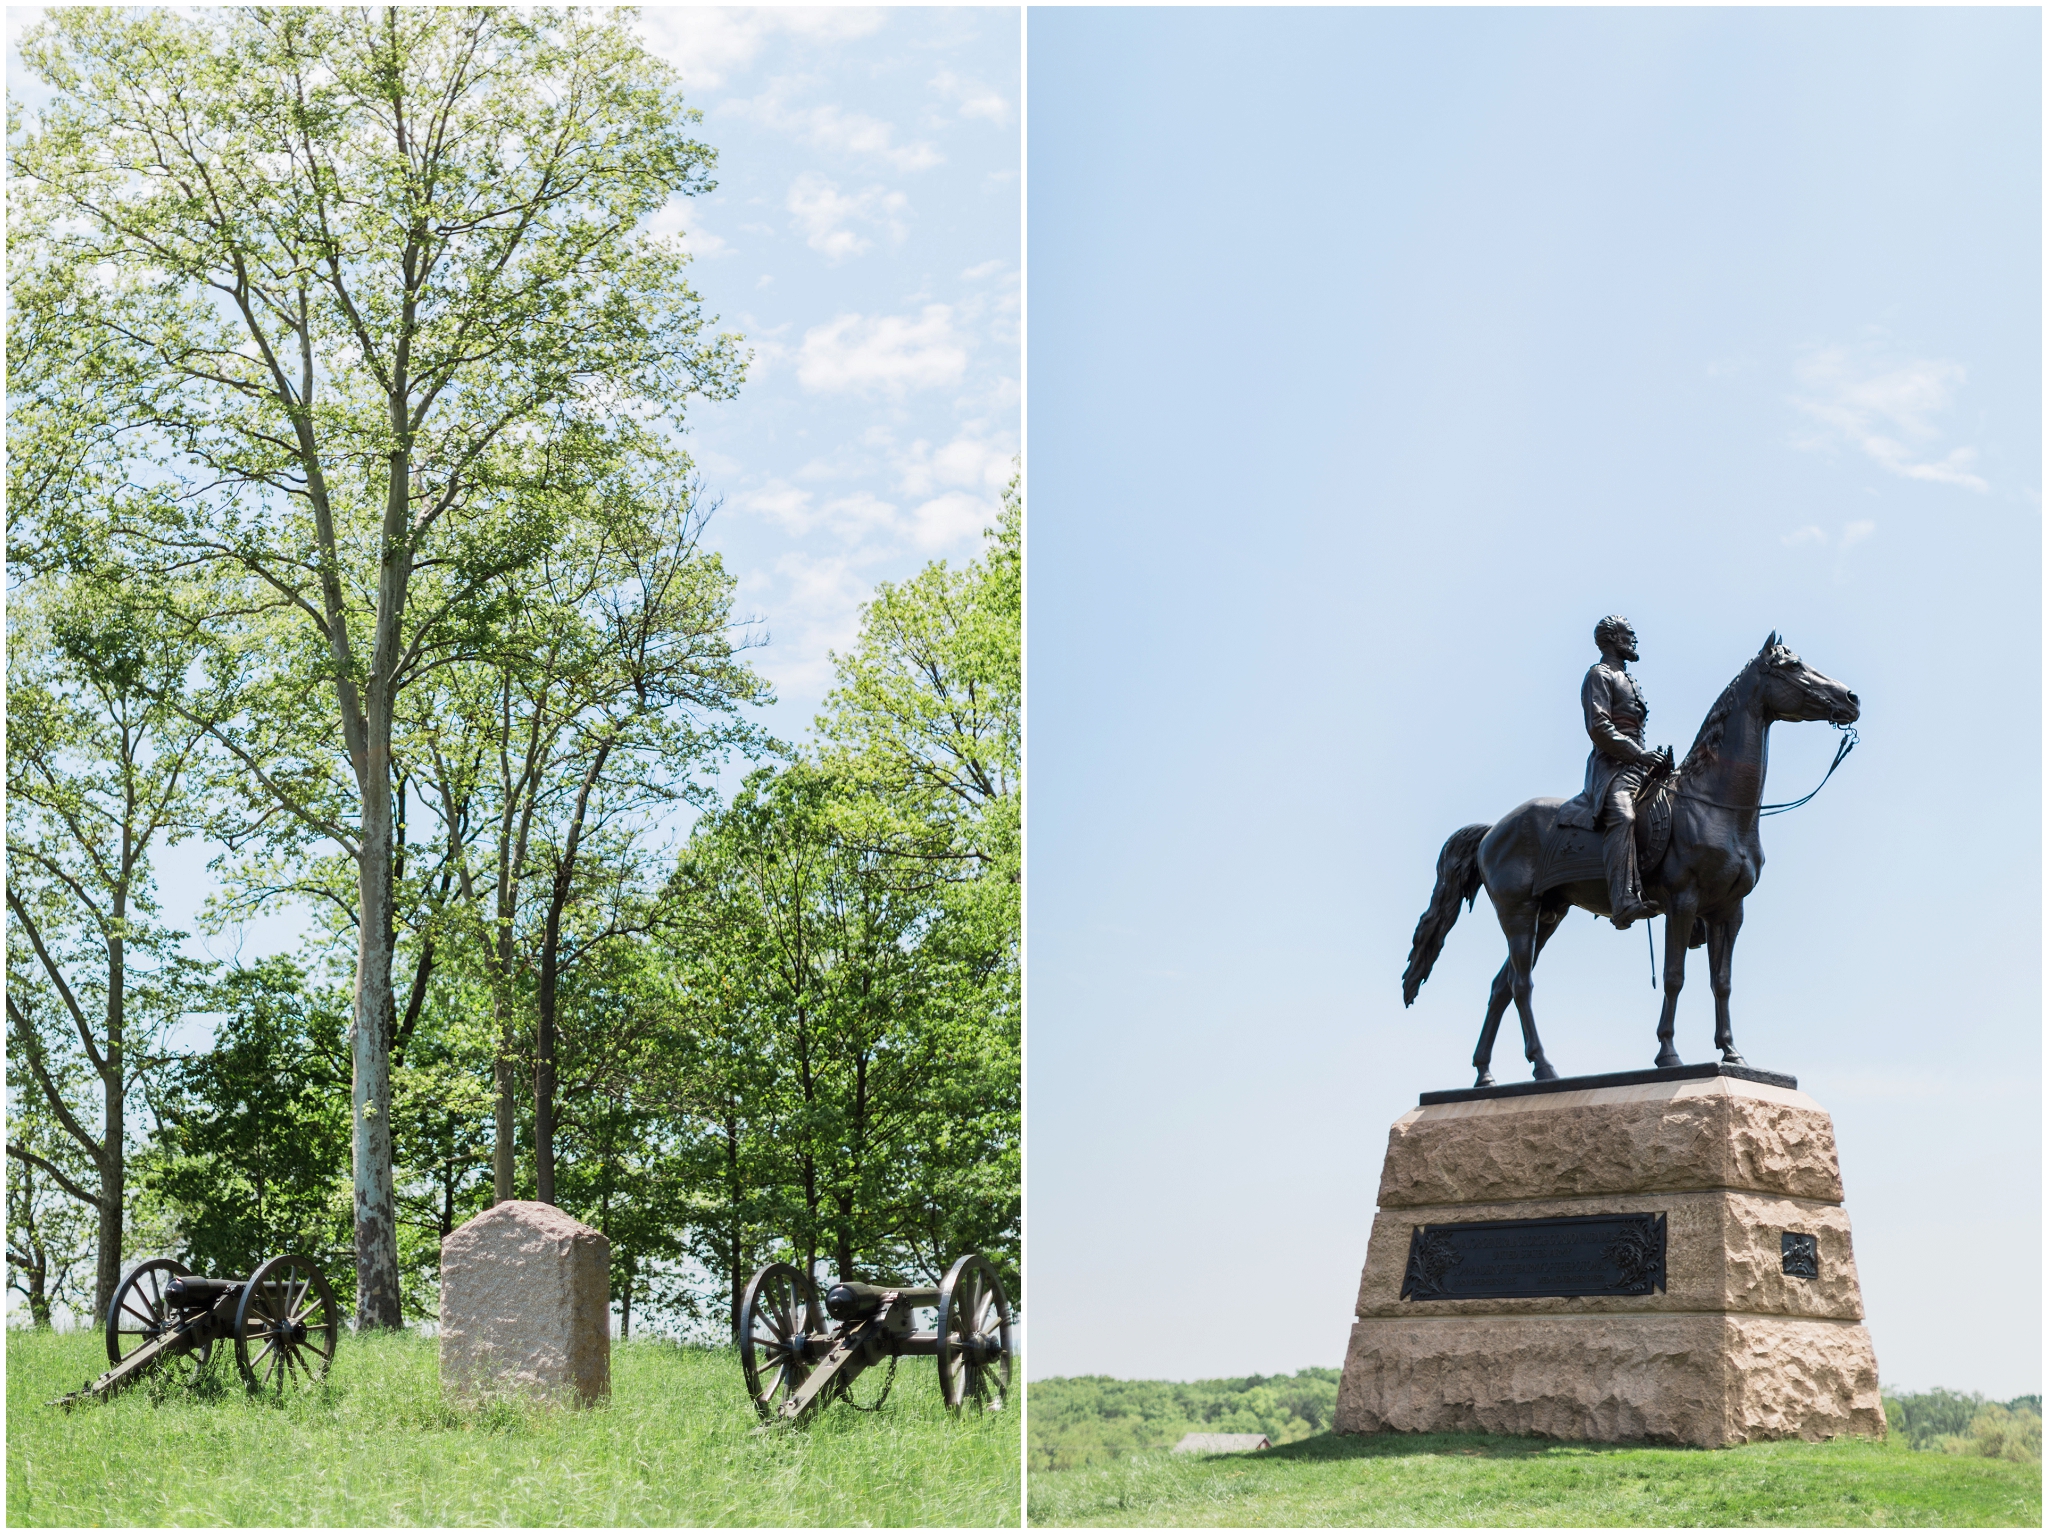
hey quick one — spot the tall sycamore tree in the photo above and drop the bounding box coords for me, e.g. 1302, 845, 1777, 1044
10, 7, 743, 1324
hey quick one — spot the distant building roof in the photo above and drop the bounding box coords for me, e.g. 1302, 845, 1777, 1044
1173, 1433, 1272, 1454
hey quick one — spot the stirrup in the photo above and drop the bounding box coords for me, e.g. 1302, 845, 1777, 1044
1610, 896, 1660, 931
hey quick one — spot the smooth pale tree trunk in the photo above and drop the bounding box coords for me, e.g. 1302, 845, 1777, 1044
343, 445, 414, 1330
96, 873, 127, 1324
351, 767, 402, 1326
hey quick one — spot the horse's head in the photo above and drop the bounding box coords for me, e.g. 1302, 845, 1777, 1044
1755, 632, 1860, 726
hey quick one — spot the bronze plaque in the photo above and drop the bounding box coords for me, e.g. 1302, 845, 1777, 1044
1401, 1212, 1667, 1301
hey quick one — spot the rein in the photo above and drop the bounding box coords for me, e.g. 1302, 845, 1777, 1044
1674, 721, 1859, 817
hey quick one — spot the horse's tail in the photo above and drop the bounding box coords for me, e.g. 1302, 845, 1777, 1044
1402, 823, 1491, 1006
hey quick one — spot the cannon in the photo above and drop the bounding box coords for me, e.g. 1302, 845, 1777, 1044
55, 1253, 339, 1408
739, 1251, 1014, 1424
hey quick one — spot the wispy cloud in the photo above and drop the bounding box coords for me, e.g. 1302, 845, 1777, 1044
1781, 519, 1876, 551
1790, 343, 1989, 492
894, 427, 1016, 499
645, 196, 729, 258
635, 10, 886, 91
931, 68, 1011, 125
785, 174, 908, 262
730, 83, 942, 173
796, 306, 968, 396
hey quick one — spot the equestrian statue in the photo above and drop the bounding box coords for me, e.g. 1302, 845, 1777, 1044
1401, 620, 1860, 1086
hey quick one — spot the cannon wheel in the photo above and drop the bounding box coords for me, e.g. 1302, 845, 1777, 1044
936, 1253, 1013, 1412
107, 1258, 211, 1382
739, 1262, 826, 1421
233, 1253, 338, 1393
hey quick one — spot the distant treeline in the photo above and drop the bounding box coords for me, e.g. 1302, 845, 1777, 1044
1884, 1389, 2041, 1462
1030, 1373, 2042, 1472
1029, 1370, 1340, 1471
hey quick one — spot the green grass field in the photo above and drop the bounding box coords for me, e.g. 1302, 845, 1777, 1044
1026, 1431, 2043, 1528
8, 1326, 1019, 1527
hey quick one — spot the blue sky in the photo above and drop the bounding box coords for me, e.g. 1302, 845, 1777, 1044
1026, 7, 2040, 1397
4, 7, 1020, 964
632, 7, 1020, 729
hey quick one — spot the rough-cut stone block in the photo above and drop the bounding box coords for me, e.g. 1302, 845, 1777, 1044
1377, 1077, 1844, 1208
1336, 1313, 1885, 1447
1353, 1189, 1865, 1321
441, 1200, 610, 1404
1337, 1076, 1883, 1448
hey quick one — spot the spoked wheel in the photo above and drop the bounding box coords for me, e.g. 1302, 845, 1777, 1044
936, 1253, 1014, 1412
739, 1262, 827, 1421
233, 1254, 338, 1394
107, 1258, 209, 1380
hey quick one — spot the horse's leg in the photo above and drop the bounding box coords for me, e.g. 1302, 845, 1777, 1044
1474, 903, 1564, 1084
1653, 893, 1698, 1069
1708, 906, 1746, 1064
1497, 899, 1557, 1081
1472, 961, 1514, 1087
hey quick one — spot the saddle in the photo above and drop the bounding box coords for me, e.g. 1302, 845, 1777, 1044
1533, 773, 1675, 898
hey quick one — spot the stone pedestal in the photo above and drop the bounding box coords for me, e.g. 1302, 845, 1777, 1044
441, 1200, 611, 1404
1335, 1066, 1885, 1447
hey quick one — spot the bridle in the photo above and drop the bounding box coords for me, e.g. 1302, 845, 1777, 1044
1673, 718, 1858, 817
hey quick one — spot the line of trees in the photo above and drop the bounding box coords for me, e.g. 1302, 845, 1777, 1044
7, 7, 1019, 1337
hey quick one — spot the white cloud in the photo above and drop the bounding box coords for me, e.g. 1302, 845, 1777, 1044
729, 84, 942, 173
895, 429, 1016, 498
785, 174, 908, 262
961, 259, 1006, 281
931, 68, 1011, 124
907, 491, 996, 550
635, 10, 885, 91
735, 480, 814, 532
1781, 520, 1878, 551
796, 306, 968, 396
1791, 344, 1989, 492
645, 195, 729, 258
736, 480, 907, 543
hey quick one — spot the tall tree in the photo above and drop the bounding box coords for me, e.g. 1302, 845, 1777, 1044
422, 480, 765, 1203
5, 571, 214, 1322
816, 483, 1022, 1289
11, 7, 742, 1323
6, 1049, 100, 1329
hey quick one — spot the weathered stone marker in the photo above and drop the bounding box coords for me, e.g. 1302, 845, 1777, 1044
1336, 1065, 1885, 1447
441, 1200, 610, 1404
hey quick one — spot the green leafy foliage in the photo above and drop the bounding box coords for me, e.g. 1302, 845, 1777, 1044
1885, 1389, 2043, 1463
141, 959, 352, 1282
1030, 1369, 1342, 1470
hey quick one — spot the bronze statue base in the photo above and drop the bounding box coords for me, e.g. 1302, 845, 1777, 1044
1335, 1071, 1885, 1448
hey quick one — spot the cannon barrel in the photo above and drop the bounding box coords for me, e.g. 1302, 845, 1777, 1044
823, 1280, 942, 1320
165, 1276, 241, 1309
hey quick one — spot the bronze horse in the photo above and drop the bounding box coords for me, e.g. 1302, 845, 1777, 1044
1403, 635, 1860, 1085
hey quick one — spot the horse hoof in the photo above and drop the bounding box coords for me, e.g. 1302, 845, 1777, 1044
1531, 1059, 1558, 1082
1721, 1050, 1747, 1066
1654, 1050, 1683, 1069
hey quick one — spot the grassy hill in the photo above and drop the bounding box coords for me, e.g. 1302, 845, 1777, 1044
9, 1326, 1018, 1527
1027, 1372, 2041, 1527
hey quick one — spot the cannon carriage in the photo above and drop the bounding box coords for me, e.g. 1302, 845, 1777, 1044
739, 1251, 1013, 1424
57, 1253, 339, 1407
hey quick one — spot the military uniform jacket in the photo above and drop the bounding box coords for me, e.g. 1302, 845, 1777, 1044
1555, 662, 1653, 830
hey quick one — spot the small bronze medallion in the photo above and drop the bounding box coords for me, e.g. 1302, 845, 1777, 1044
1781, 1231, 1819, 1279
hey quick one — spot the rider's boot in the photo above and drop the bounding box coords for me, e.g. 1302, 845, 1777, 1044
1602, 818, 1661, 931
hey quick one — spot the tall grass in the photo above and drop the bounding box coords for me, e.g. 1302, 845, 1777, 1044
9, 1326, 1018, 1527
